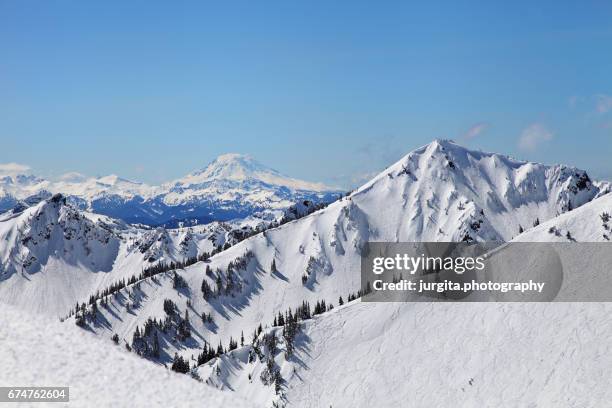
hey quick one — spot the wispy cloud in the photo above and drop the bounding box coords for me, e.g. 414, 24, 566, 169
568, 95, 580, 109
600, 121, 612, 130
595, 94, 612, 114
463, 122, 489, 140
518, 123, 554, 152
0, 162, 31, 176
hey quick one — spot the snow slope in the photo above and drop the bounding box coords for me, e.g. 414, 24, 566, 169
201, 301, 612, 407
513, 192, 612, 242
0, 305, 253, 408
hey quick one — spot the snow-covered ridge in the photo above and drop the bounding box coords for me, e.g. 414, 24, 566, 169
513, 192, 612, 242
0, 194, 122, 277
354, 139, 604, 241
0, 173, 159, 201
0, 194, 267, 316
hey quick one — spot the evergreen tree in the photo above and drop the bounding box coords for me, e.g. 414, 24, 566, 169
152, 332, 160, 358
171, 353, 190, 374
133, 326, 141, 342
216, 340, 224, 356
215, 273, 223, 295
273, 369, 282, 395
225, 269, 235, 295
173, 272, 187, 289
163, 299, 176, 316
177, 309, 191, 340
201, 279, 212, 299
271, 259, 277, 274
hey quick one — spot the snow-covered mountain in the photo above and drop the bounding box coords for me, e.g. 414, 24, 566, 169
2, 139, 611, 407
168, 153, 329, 193
45, 139, 610, 405
353, 139, 605, 241
0, 154, 341, 227
157, 153, 340, 226
0, 194, 269, 316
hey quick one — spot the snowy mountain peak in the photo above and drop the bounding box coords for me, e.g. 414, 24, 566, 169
190, 153, 273, 181
353, 139, 603, 241
172, 153, 333, 192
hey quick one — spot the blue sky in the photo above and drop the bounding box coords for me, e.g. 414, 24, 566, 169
1, 1, 611, 188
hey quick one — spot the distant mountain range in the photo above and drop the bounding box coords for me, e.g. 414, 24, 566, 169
0, 153, 342, 227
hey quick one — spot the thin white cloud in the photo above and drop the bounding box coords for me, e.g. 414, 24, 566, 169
0, 162, 31, 176
463, 122, 489, 140
518, 123, 554, 152
595, 94, 612, 114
